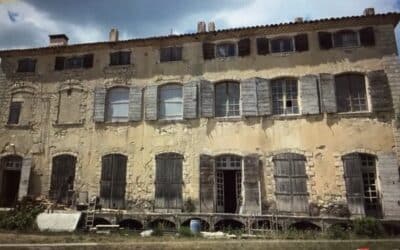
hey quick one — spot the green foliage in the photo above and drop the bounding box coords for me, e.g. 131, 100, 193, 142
353, 217, 384, 238
0, 198, 45, 231
178, 226, 194, 237
152, 225, 164, 236
327, 224, 350, 239
183, 198, 196, 213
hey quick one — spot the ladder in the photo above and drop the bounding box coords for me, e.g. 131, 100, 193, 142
85, 196, 97, 230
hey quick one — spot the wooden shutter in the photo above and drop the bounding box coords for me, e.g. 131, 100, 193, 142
238, 38, 251, 57
100, 155, 112, 208
256, 38, 269, 55
318, 32, 333, 50
300, 75, 320, 115
377, 152, 400, 218
93, 87, 106, 122
367, 70, 393, 112
200, 154, 215, 213
183, 82, 198, 119
50, 155, 76, 203
291, 157, 309, 213
360, 27, 375, 47
100, 154, 126, 209
200, 80, 214, 117
83, 54, 94, 68
203, 43, 215, 60
241, 78, 258, 116
17, 157, 32, 201
343, 154, 365, 216
256, 78, 272, 116
54, 57, 65, 71
144, 85, 158, 120
319, 73, 337, 113
128, 86, 142, 122
242, 154, 261, 214
274, 155, 292, 212
295, 34, 309, 52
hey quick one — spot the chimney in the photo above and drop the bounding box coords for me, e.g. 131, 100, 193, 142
49, 34, 69, 46
294, 17, 304, 23
197, 21, 206, 33
364, 8, 375, 16
208, 22, 216, 32
109, 28, 119, 42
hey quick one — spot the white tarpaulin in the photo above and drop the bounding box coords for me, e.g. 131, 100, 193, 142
36, 211, 82, 232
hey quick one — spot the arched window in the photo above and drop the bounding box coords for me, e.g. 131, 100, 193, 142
106, 87, 129, 122
335, 73, 367, 112
271, 78, 299, 115
0, 155, 23, 207
215, 81, 240, 117
158, 84, 183, 119
342, 153, 381, 217
333, 30, 359, 47
155, 153, 183, 210
50, 155, 76, 204
273, 153, 308, 213
100, 154, 127, 209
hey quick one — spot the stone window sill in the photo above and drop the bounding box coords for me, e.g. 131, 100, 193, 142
333, 111, 373, 118
53, 122, 84, 127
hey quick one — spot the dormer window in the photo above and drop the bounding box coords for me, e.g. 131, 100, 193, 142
216, 43, 236, 58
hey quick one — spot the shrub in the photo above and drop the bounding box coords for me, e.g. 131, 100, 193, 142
353, 217, 384, 238
178, 226, 194, 237
327, 224, 350, 239
152, 225, 164, 236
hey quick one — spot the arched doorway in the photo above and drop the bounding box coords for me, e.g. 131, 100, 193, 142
49, 154, 77, 205
0, 155, 23, 207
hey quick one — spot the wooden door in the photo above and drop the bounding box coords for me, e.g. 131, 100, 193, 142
50, 155, 76, 204
343, 154, 365, 216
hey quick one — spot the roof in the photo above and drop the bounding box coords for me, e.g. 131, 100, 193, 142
0, 12, 399, 56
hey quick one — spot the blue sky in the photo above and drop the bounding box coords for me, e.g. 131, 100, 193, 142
0, 0, 400, 50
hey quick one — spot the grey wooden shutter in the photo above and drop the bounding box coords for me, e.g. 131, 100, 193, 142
300, 75, 320, 115
367, 70, 393, 112
319, 73, 337, 113
183, 82, 198, 119
360, 27, 375, 47
18, 157, 32, 200
203, 43, 215, 60
256, 38, 269, 55
241, 78, 258, 116
256, 78, 272, 116
144, 85, 158, 120
242, 154, 261, 215
294, 34, 309, 52
238, 38, 251, 57
291, 156, 309, 213
377, 152, 400, 219
274, 155, 292, 212
200, 80, 214, 117
343, 154, 365, 216
128, 86, 142, 122
200, 154, 215, 213
94, 87, 106, 122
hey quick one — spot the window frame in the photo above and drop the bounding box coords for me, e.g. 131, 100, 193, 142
271, 78, 299, 115
215, 81, 241, 118
335, 73, 369, 113
109, 51, 131, 66
158, 84, 183, 120
159, 46, 183, 62
215, 42, 236, 58
270, 36, 295, 53
7, 101, 22, 125
105, 87, 130, 122
333, 30, 360, 48
17, 58, 36, 73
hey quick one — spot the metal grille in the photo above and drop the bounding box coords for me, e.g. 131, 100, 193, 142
271, 78, 299, 115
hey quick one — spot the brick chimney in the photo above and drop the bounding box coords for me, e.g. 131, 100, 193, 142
49, 34, 69, 46
364, 8, 375, 16
109, 28, 119, 42
208, 22, 216, 32
197, 21, 206, 33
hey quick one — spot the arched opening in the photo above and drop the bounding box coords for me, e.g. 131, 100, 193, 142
100, 154, 127, 209
0, 155, 23, 207
105, 87, 129, 122
158, 84, 183, 119
214, 219, 245, 231
215, 81, 240, 117
119, 219, 143, 230
215, 154, 242, 214
93, 217, 111, 226
149, 219, 176, 230
181, 218, 210, 231
271, 77, 299, 115
49, 154, 76, 205
155, 153, 183, 211
342, 153, 381, 217
273, 153, 308, 214
289, 221, 321, 231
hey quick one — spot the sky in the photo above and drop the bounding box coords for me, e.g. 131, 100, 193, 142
0, 0, 400, 50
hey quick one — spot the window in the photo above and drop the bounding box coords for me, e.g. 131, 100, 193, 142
17, 58, 36, 73
110, 51, 131, 66
335, 74, 368, 112
54, 54, 94, 71
271, 78, 299, 115
271, 37, 294, 53
160, 47, 182, 62
158, 84, 183, 119
215, 82, 240, 117
216, 43, 236, 58
106, 87, 129, 122
7, 102, 22, 125
333, 30, 359, 48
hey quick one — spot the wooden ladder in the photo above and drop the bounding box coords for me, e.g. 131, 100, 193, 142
85, 197, 97, 230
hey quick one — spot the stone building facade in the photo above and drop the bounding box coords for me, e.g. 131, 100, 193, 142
0, 9, 400, 222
